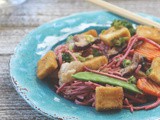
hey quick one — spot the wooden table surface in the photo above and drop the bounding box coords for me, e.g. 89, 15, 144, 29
1, 0, 160, 119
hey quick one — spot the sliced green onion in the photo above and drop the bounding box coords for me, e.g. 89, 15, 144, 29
85, 55, 94, 60
66, 35, 73, 43
77, 55, 86, 62
146, 68, 152, 75
128, 76, 137, 84
122, 59, 132, 67
112, 37, 128, 47
85, 35, 94, 43
68, 43, 74, 51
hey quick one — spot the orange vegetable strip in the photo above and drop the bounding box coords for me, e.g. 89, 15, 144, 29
138, 36, 160, 49
137, 78, 160, 97
135, 42, 160, 61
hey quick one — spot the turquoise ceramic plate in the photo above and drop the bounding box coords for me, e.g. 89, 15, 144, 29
10, 11, 160, 120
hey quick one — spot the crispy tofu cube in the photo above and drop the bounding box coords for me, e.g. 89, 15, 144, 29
149, 57, 160, 84
137, 25, 160, 44
83, 29, 98, 37
99, 27, 131, 46
37, 51, 58, 80
83, 56, 108, 70
95, 86, 124, 111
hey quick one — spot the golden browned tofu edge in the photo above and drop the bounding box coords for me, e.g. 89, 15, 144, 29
149, 57, 160, 84
37, 51, 58, 80
83, 56, 108, 70
95, 86, 124, 111
136, 25, 160, 44
99, 27, 131, 46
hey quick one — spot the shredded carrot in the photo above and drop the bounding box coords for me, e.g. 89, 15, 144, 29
135, 42, 160, 61
137, 78, 160, 97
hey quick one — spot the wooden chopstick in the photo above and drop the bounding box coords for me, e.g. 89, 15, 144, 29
86, 0, 160, 28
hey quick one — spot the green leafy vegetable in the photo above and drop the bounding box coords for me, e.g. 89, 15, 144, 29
62, 53, 72, 62
122, 59, 132, 67
111, 20, 136, 36
128, 76, 137, 84
112, 37, 128, 47
72, 72, 142, 94
92, 49, 102, 57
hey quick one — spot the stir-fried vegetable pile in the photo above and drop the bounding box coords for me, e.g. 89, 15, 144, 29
37, 20, 160, 112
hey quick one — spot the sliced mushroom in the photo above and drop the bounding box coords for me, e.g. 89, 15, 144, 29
120, 53, 144, 76
73, 34, 100, 51
107, 44, 127, 58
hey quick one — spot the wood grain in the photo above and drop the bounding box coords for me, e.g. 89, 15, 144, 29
87, 0, 160, 27
1, 0, 160, 119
